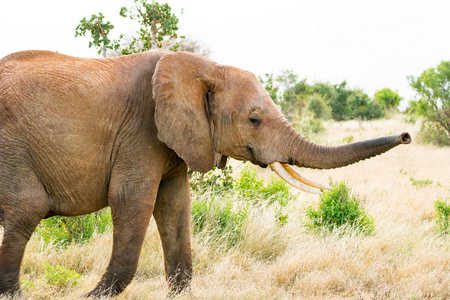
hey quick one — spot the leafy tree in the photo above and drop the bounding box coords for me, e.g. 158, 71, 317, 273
259, 71, 386, 122
260, 70, 309, 120
307, 93, 332, 120
75, 13, 117, 58
374, 88, 402, 110
259, 73, 280, 102
76, 1, 183, 57
408, 61, 450, 146
117, 0, 182, 54
348, 89, 385, 120
329, 81, 353, 121
310, 82, 335, 101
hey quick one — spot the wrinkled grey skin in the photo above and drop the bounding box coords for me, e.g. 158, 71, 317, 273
0, 49, 411, 297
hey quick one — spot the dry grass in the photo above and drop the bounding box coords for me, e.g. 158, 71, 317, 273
1, 115, 450, 299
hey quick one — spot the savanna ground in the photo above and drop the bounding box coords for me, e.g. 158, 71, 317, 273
1, 114, 449, 299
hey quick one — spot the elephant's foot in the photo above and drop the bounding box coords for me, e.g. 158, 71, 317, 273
0, 279, 20, 298
84, 275, 131, 298
167, 271, 192, 297
0, 268, 22, 298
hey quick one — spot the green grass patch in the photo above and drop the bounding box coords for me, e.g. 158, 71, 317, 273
434, 198, 450, 235
191, 164, 295, 247
192, 194, 249, 248
410, 176, 433, 188
42, 261, 81, 287
189, 166, 234, 194
305, 182, 375, 235
37, 208, 112, 247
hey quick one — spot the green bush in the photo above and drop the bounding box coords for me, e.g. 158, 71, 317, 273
19, 279, 36, 290
235, 165, 293, 225
348, 90, 386, 120
191, 195, 249, 247
373, 88, 402, 110
189, 166, 234, 194
416, 122, 450, 147
305, 182, 375, 235
37, 208, 112, 247
260, 72, 389, 122
42, 261, 82, 287
342, 135, 354, 144
408, 61, 450, 147
236, 165, 293, 206
327, 81, 353, 121
307, 93, 332, 120
298, 118, 326, 139
191, 164, 295, 247
434, 198, 450, 235
410, 176, 433, 188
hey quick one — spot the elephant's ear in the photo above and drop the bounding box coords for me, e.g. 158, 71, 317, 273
153, 51, 223, 173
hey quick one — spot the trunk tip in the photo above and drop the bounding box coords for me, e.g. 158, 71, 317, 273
400, 132, 412, 144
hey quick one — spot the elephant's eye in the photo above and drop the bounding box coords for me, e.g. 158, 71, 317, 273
249, 116, 262, 126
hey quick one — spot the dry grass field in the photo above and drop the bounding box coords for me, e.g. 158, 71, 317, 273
1, 115, 449, 299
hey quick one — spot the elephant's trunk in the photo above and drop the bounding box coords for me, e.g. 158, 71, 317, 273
269, 131, 411, 194
291, 131, 411, 169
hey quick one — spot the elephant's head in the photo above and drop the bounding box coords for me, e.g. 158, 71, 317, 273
153, 51, 411, 194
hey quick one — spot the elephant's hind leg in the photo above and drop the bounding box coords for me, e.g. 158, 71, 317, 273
0, 217, 40, 296
0, 166, 49, 296
153, 163, 193, 295
0, 199, 47, 296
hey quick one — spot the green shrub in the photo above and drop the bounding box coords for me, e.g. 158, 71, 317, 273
327, 81, 353, 121
408, 61, 450, 147
189, 166, 234, 194
191, 195, 249, 247
42, 261, 81, 287
305, 182, 375, 235
294, 117, 326, 140
235, 165, 265, 197
416, 122, 450, 147
235, 165, 293, 225
191, 165, 295, 247
19, 279, 36, 290
236, 165, 293, 206
348, 90, 386, 120
410, 176, 433, 188
37, 208, 112, 247
307, 93, 332, 120
434, 198, 450, 234
373, 88, 402, 110
342, 135, 354, 144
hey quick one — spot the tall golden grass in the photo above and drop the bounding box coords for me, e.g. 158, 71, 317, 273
1, 115, 449, 299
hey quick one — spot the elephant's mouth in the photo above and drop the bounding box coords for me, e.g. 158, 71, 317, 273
246, 145, 268, 168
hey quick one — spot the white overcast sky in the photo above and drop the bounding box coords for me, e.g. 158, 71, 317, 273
1, 0, 450, 102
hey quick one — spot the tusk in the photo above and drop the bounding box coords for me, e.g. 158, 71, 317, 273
270, 162, 322, 195
281, 164, 332, 190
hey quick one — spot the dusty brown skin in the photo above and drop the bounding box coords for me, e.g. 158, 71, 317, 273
0, 49, 411, 297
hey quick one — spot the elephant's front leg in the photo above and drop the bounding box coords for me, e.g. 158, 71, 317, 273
153, 163, 192, 295
85, 178, 157, 297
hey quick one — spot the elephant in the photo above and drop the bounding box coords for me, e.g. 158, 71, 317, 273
0, 48, 411, 297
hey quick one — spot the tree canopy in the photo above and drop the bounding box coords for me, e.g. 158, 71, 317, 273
408, 61, 450, 146
373, 88, 402, 110
75, 13, 117, 58
118, 0, 182, 54
75, 0, 182, 57
260, 71, 387, 123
